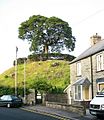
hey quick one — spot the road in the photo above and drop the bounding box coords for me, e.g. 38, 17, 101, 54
0, 107, 60, 120
0, 107, 102, 120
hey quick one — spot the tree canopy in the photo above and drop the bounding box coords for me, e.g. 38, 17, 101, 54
31, 80, 52, 94
18, 15, 76, 54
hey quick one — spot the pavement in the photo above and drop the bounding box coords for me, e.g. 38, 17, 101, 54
21, 105, 95, 120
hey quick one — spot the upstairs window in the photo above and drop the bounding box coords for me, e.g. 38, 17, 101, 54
96, 53, 104, 71
76, 62, 81, 76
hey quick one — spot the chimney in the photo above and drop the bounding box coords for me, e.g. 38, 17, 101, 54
90, 33, 102, 46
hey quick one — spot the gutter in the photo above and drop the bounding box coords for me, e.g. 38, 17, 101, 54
90, 56, 94, 99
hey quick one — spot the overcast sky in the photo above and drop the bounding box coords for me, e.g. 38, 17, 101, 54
0, 0, 104, 73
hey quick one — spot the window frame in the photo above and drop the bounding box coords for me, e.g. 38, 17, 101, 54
96, 53, 104, 72
76, 61, 81, 76
74, 85, 82, 101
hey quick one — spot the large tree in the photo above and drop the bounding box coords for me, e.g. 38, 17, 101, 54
18, 15, 76, 54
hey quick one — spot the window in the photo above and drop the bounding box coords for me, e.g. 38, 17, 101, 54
98, 83, 104, 92
74, 85, 82, 100
76, 62, 81, 76
96, 53, 104, 71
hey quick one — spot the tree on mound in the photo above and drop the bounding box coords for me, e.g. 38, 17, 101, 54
18, 15, 76, 54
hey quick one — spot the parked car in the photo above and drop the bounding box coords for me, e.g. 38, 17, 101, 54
89, 88, 104, 118
0, 95, 23, 108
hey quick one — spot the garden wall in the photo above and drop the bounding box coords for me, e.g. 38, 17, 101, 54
46, 101, 86, 116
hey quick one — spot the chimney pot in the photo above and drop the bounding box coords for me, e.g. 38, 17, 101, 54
90, 33, 101, 46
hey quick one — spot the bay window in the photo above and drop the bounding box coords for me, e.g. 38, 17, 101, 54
74, 85, 82, 100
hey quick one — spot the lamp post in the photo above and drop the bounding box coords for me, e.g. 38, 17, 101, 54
15, 47, 18, 96
23, 58, 26, 103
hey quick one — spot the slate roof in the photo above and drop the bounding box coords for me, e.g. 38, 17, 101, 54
70, 39, 104, 64
64, 77, 91, 91
72, 77, 90, 86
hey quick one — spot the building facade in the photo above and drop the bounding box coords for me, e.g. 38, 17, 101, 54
65, 33, 104, 106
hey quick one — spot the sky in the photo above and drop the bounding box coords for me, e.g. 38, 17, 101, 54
0, 0, 104, 73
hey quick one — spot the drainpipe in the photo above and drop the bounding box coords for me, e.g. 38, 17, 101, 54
90, 56, 94, 99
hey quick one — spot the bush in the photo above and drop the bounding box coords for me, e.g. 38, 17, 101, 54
49, 86, 64, 94
0, 86, 14, 96
28, 53, 75, 61
13, 57, 27, 65
31, 80, 52, 94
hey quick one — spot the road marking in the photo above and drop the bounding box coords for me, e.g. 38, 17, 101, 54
20, 107, 80, 120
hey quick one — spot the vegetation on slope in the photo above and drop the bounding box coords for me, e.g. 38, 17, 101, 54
0, 60, 70, 95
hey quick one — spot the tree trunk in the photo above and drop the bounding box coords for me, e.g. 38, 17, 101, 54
43, 45, 48, 60
44, 45, 48, 54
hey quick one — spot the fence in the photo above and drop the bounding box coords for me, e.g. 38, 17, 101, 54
45, 93, 68, 103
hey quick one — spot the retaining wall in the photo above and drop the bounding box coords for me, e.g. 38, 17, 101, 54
46, 101, 86, 116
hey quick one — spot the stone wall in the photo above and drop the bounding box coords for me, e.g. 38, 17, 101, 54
26, 92, 68, 105
91, 52, 104, 96
26, 89, 36, 105
45, 93, 67, 103
70, 57, 92, 101
46, 101, 86, 116
70, 57, 91, 85
71, 100, 90, 108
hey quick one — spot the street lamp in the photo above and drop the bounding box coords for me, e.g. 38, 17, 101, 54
15, 46, 18, 96
23, 58, 26, 103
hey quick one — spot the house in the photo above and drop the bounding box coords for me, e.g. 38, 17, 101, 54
65, 33, 104, 106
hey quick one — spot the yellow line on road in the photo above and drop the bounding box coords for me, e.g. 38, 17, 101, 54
21, 107, 67, 120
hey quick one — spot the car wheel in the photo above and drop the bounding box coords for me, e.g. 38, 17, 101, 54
7, 103, 11, 108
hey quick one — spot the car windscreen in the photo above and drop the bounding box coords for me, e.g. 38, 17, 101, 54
11, 96, 18, 100
1, 95, 12, 100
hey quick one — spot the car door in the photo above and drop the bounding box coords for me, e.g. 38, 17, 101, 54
0, 95, 11, 106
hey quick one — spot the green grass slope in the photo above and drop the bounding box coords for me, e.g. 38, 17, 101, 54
0, 60, 70, 92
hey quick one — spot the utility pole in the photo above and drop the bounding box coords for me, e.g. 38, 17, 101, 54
15, 46, 18, 96
23, 58, 26, 103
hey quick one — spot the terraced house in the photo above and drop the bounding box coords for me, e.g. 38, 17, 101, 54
65, 33, 104, 106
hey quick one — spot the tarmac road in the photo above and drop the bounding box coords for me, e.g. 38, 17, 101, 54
0, 106, 101, 120
0, 107, 60, 120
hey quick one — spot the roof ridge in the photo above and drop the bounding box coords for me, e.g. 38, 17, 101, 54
70, 39, 104, 63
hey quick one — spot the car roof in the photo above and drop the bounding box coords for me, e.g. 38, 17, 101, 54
1, 95, 18, 98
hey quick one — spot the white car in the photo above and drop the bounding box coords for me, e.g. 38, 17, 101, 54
89, 88, 104, 118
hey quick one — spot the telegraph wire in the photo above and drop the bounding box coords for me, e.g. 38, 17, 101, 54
73, 8, 104, 27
